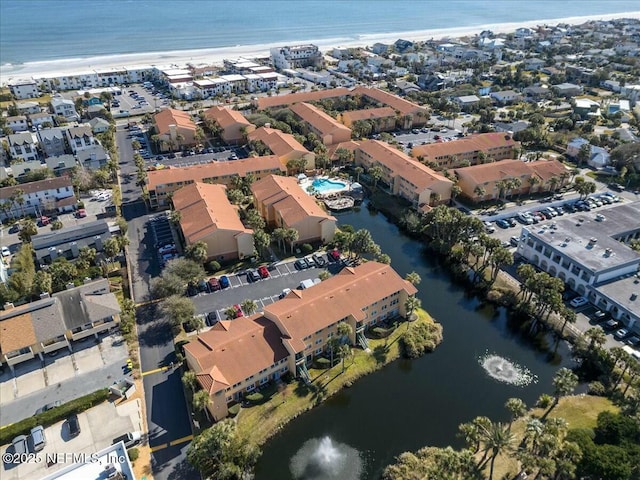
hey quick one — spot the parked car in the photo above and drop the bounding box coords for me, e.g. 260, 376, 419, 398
294, 258, 309, 270
8, 224, 20, 234
158, 244, 176, 254
627, 335, 640, 347
517, 213, 533, 225
602, 319, 620, 331
506, 217, 517, 227
67, 414, 81, 438
278, 288, 292, 299
312, 253, 327, 267
1, 246, 10, 257
219, 275, 230, 288
592, 310, 609, 322
31, 425, 46, 452
208, 277, 221, 291
614, 328, 629, 340
11, 435, 28, 457
246, 269, 261, 282
258, 266, 270, 278
569, 297, 588, 308
328, 249, 341, 262
483, 221, 495, 233
233, 304, 244, 317
496, 219, 510, 229
76, 208, 87, 218
509, 236, 520, 247
197, 279, 209, 292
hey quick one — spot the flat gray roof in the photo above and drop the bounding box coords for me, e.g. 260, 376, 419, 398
597, 274, 640, 323
525, 202, 640, 273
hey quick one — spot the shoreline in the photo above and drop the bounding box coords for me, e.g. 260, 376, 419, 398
2, 11, 639, 85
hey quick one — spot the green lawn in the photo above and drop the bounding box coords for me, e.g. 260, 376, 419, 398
237, 309, 437, 445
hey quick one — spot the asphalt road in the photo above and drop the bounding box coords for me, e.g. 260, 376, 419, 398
118, 126, 199, 480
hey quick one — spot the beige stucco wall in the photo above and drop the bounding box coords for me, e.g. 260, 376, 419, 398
200, 229, 254, 261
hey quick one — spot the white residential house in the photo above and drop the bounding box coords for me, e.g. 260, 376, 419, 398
15, 102, 41, 115
9, 80, 39, 99
6, 116, 29, 133
566, 137, 611, 168
29, 112, 55, 129
270, 44, 323, 70
0, 176, 75, 220
7, 132, 39, 161
89, 117, 111, 134
65, 126, 97, 153
621, 84, 640, 107
51, 97, 80, 121
523, 58, 546, 71
38, 128, 68, 158
490, 90, 522, 105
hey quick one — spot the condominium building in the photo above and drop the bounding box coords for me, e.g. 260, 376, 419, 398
184, 261, 417, 420
270, 44, 323, 70
351, 86, 429, 128
64, 125, 97, 154
289, 102, 352, 146
153, 108, 197, 151
173, 182, 254, 262
248, 126, 315, 171
517, 202, 640, 332
8, 80, 39, 99
355, 140, 453, 208
454, 159, 568, 202
202, 106, 255, 145
339, 107, 397, 133
0, 176, 76, 220
50, 97, 80, 121
147, 156, 286, 208
411, 132, 519, 170
251, 175, 337, 245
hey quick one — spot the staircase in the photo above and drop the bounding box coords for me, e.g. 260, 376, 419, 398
297, 363, 311, 385
357, 332, 370, 351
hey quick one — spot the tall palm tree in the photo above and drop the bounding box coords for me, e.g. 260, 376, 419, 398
474, 185, 486, 202
354, 166, 364, 183
404, 296, 421, 323
479, 421, 513, 480
527, 175, 540, 193
241, 299, 258, 316
285, 228, 299, 254
405, 271, 422, 286
504, 397, 527, 432
584, 326, 606, 349
192, 390, 211, 420
369, 165, 383, 191
551, 367, 578, 409
272, 227, 287, 251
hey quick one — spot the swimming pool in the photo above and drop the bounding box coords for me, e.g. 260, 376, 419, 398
311, 178, 347, 193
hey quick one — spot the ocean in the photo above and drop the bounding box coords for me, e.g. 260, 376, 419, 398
1, 0, 638, 66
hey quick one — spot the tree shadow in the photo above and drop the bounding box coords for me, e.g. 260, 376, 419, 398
372, 345, 389, 364
294, 381, 312, 398
137, 319, 174, 347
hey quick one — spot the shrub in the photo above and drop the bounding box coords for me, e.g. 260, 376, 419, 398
206, 260, 221, 273
314, 357, 331, 369
0, 388, 109, 445
127, 448, 139, 462
588, 381, 607, 396
51, 220, 63, 230
371, 327, 391, 338
399, 321, 443, 359
302, 243, 313, 253
245, 392, 264, 403
228, 404, 241, 416
536, 393, 553, 408
77, 201, 85, 209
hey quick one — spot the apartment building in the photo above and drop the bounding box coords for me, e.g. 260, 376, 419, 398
517, 202, 640, 332
248, 126, 315, 171
7, 132, 39, 161
0, 176, 75, 220
8, 80, 39, 99
356, 140, 453, 208
251, 175, 337, 245
184, 261, 417, 420
454, 159, 568, 202
32, 220, 112, 264
339, 107, 397, 133
411, 132, 519, 169
173, 182, 254, 262
0, 279, 121, 370
351, 86, 429, 128
153, 108, 197, 151
289, 102, 352, 146
202, 106, 255, 145
253, 87, 352, 110
270, 44, 323, 70
147, 155, 286, 208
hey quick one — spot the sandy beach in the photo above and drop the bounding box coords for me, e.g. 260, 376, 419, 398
2, 11, 639, 85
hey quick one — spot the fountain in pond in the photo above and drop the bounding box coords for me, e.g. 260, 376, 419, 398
479, 351, 538, 387
290, 436, 363, 480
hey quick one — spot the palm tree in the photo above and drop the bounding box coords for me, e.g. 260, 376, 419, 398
336, 321, 353, 343
473, 185, 486, 202
504, 397, 527, 432
272, 227, 287, 251
450, 184, 462, 205
182, 370, 197, 392
479, 421, 513, 480
551, 367, 578, 409
527, 175, 540, 193
369, 165, 383, 191
285, 228, 299, 254
337, 344, 351, 373
404, 296, 421, 323
241, 299, 258, 316
224, 306, 238, 320
549, 176, 560, 194
192, 390, 211, 420
584, 326, 606, 349
405, 271, 421, 286
354, 166, 364, 183
559, 307, 577, 337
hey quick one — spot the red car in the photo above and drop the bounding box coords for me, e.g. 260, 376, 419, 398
258, 266, 270, 278
208, 277, 221, 291
329, 249, 341, 261
233, 304, 244, 318
76, 208, 87, 218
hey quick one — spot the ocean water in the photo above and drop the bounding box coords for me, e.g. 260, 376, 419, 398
0, 0, 638, 66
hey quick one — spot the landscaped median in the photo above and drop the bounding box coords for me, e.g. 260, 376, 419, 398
236, 308, 442, 445
0, 388, 109, 446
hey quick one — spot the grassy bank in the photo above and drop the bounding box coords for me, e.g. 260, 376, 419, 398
236, 308, 439, 445
489, 395, 618, 480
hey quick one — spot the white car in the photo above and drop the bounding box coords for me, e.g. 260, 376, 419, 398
614, 328, 629, 340
1, 246, 10, 257
569, 297, 588, 308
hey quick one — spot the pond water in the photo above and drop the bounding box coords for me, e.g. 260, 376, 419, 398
255, 202, 574, 480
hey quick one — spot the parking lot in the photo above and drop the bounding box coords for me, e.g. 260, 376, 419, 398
1, 398, 142, 480
0, 332, 129, 426
188, 253, 345, 327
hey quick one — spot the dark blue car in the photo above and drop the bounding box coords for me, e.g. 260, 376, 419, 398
219, 275, 230, 288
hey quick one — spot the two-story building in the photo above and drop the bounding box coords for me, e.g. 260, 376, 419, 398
202, 106, 255, 145
0, 176, 76, 220
153, 108, 197, 151
65, 126, 97, 154
38, 128, 67, 158
32, 220, 111, 264
184, 261, 417, 420
173, 182, 255, 262
0, 279, 121, 371
6, 115, 29, 133
289, 102, 352, 146
339, 107, 398, 133
50, 97, 80, 121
